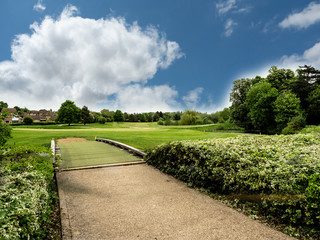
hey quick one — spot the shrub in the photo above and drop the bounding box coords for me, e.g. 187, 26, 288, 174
98, 116, 106, 124
23, 116, 33, 125
0, 122, 11, 146
0, 145, 55, 239
282, 115, 306, 135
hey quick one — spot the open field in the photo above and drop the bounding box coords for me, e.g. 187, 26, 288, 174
9, 123, 242, 150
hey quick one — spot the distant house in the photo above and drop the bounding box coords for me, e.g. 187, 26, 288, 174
2, 108, 57, 124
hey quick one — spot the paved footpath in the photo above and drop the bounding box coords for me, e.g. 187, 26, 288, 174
56, 164, 295, 240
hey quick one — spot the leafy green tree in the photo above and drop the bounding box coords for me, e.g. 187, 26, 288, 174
245, 82, 278, 133
101, 109, 114, 122
219, 108, 230, 122
0, 121, 11, 146
113, 110, 124, 122
229, 78, 253, 129
307, 86, 320, 125
274, 91, 302, 131
292, 65, 320, 112
180, 110, 199, 125
266, 66, 296, 91
56, 100, 80, 126
14, 106, 22, 115
98, 116, 106, 124
0, 101, 8, 112
81, 106, 91, 125
23, 116, 33, 125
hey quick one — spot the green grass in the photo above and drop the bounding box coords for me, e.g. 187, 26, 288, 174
9, 122, 242, 151
59, 141, 139, 168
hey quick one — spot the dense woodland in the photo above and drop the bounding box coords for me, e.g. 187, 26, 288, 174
230, 65, 320, 134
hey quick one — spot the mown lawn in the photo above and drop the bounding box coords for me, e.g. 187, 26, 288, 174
9, 123, 242, 150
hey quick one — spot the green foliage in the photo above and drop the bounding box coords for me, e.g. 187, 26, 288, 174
281, 115, 306, 135
307, 86, 320, 125
98, 116, 106, 124
0, 122, 11, 146
229, 78, 253, 129
56, 100, 81, 126
113, 110, 124, 122
23, 116, 33, 125
0, 101, 8, 112
293, 65, 320, 111
0, 145, 55, 239
145, 134, 320, 237
230, 65, 320, 132
101, 109, 114, 122
180, 110, 200, 125
81, 106, 91, 125
245, 82, 278, 133
266, 66, 295, 91
274, 91, 302, 131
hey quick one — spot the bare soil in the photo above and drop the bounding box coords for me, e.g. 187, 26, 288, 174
57, 138, 88, 143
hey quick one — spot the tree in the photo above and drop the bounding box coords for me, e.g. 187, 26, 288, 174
245, 82, 278, 133
180, 110, 199, 125
81, 106, 91, 125
229, 78, 253, 129
0, 121, 11, 146
14, 106, 22, 115
23, 116, 33, 125
266, 66, 295, 91
0, 101, 8, 112
219, 108, 230, 122
101, 109, 114, 122
98, 116, 106, 124
113, 110, 124, 122
307, 85, 320, 125
274, 91, 302, 131
292, 65, 320, 112
56, 100, 80, 126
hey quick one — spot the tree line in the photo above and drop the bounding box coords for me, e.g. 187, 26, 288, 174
229, 65, 320, 134
55, 100, 231, 126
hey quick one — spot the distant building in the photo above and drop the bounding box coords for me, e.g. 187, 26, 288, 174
1, 108, 57, 124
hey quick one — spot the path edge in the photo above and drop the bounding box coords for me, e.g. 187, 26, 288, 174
56, 173, 73, 240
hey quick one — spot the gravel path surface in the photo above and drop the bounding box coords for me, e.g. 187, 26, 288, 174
57, 164, 295, 240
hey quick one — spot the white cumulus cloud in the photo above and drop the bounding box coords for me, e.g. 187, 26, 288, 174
114, 84, 179, 113
33, 0, 46, 12
240, 41, 320, 80
279, 2, 320, 29
281, 41, 320, 69
0, 5, 183, 111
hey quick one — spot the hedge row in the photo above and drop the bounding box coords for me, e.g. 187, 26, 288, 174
145, 134, 320, 238
0, 145, 55, 239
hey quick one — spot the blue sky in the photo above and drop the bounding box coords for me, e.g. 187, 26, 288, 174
1, 0, 320, 112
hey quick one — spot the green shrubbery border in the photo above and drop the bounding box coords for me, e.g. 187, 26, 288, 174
145, 134, 320, 239
0, 145, 57, 239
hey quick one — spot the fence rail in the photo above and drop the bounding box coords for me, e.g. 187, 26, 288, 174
95, 138, 146, 158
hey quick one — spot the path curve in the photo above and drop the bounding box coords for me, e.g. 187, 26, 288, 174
57, 164, 294, 240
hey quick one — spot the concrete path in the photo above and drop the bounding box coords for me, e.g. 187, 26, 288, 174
56, 164, 294, 240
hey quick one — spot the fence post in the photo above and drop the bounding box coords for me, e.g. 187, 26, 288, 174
51, 138, 55, 156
